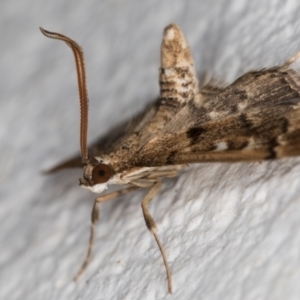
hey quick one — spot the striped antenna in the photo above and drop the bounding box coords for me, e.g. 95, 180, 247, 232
40, 27, 89, 163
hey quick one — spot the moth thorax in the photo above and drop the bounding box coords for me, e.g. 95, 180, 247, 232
160, 67, 198, 103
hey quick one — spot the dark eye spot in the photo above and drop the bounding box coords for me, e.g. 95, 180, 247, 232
98, 169, 105, 177
92, 164, 112, 184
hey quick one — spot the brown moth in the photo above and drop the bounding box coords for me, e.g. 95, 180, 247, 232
40, 24, 300, 294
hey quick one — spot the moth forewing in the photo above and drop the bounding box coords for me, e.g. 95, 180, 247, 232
42, 23, 300, 294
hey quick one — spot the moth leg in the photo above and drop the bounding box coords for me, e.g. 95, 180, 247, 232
284, 50, 300, 66
141, 181, 173, 294
131, 179, 157, 188
146, 169, 180, 179
73, 186, 140, 281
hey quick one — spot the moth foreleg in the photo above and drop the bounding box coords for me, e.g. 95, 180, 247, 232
73, 186, 140, 281
131, 179, 157, 188
141, 181, 173, 294
146, 169, 179, 179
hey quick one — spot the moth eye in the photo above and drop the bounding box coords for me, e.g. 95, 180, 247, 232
92, 164, 111, 184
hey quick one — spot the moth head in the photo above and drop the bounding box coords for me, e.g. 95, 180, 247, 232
40, 28, 111, 194
79, 160, 113, 193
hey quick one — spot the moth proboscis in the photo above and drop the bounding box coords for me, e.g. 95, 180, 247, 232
40, 24, 300, 294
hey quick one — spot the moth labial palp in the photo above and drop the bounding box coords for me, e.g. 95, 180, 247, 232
41, 23, 300, 294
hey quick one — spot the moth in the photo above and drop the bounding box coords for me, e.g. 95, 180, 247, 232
40, 24, 300, 294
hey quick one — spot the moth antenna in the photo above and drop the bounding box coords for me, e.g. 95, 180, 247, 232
160, 24, 198, 103
40, 27, 89, 163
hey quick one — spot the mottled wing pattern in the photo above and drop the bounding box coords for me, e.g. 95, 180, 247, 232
100, 25, 300, 172
114, 66, 300, 170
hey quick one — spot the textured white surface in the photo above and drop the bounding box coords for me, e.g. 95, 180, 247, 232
1, 1, 300, 299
